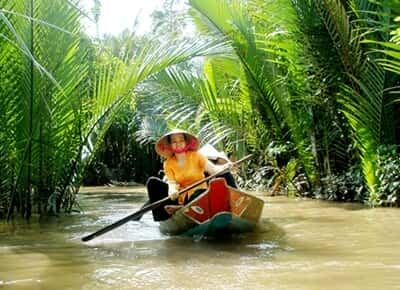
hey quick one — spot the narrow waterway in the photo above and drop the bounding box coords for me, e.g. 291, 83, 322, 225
1, 186, 400, 290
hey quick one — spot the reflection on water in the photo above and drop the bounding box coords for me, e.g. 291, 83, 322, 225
1, 186, 400, 290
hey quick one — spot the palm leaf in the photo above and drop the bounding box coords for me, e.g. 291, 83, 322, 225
314, 0, 390, 202
189, 0, 319, 184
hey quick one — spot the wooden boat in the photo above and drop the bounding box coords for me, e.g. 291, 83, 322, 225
159, 178, 264, 237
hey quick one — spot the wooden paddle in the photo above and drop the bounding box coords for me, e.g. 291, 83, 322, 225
81, 154, 252, 242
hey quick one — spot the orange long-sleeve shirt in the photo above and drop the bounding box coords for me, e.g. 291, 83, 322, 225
163, 151, 208, 204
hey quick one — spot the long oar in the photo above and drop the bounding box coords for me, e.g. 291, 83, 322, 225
81, 154, 252, 242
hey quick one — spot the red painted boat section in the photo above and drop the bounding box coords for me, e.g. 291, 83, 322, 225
183, 178, 230, 224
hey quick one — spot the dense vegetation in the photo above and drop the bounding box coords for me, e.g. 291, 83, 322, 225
1, 0, 400, 220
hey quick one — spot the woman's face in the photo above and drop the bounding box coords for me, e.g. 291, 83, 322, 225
170, 133, 186, 150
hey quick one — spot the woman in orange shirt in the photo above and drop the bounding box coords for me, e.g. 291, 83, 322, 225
146, 129, 233, 221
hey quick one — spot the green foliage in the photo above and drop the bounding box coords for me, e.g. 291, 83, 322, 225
298, 0, 400, 204
314, 169, 367, 202
187, 0, 320, 186
240, 142, 293, 190
241, 141, 311, 196
1, 0, 400, 218
0, 0, 91, 218
134, 0, 400, 205
0, 0, 232, 219
83, 104, 162, 185
376, 145, 400, 206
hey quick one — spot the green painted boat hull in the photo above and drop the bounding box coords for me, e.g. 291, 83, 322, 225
182, 212, 257, 237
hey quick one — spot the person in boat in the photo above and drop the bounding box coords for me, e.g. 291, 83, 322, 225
146, 129, 235, 221
199, 143, 237, 188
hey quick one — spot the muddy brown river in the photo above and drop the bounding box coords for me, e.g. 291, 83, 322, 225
1, 186, 399, 289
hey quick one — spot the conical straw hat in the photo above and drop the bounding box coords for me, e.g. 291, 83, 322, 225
155, 129, 199, 158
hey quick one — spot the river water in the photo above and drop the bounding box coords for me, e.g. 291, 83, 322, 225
1, 186, 399, 290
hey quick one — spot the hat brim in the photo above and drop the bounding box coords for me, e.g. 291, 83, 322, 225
155, 129, 199, 158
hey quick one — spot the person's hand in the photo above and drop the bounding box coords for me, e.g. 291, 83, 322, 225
167, 181, 179, 200
169, 191, 180, 200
